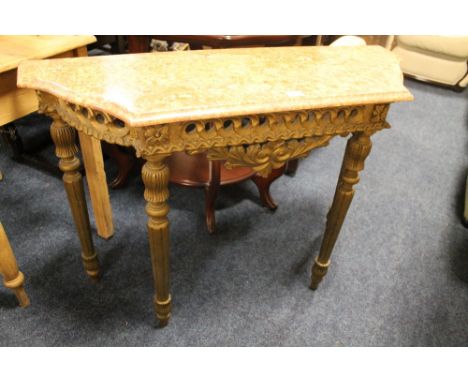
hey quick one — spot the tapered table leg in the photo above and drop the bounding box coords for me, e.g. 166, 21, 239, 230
50, 116, 100, 280
0, 223, 30, 307
310, 132, 373, 290
142, 155, 172, 327
205, 160, 221, 234
78, 132, 114, 239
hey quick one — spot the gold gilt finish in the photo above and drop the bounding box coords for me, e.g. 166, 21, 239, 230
310, 131, 373, 289
49, 112, 100, 279
142, 155, 172, 326
206, 137, 333, 177
17, 46, 413, 326
39, 95, 391, 325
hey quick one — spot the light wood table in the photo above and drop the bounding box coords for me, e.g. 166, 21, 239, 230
0, 35, 113, 239
17, 46, 413, 326
0, 167, 29, 306
0, 221, 29, 307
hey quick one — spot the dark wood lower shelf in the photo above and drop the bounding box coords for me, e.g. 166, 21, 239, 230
168, 151, 254, 187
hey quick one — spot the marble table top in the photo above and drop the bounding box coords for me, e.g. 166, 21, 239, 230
0, 35, 96, 73
17, 46, 413, 127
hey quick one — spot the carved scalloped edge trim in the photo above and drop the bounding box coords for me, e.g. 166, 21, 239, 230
136, 105, 390, 157
37, 92, 135, 147
36, 92, 390, 158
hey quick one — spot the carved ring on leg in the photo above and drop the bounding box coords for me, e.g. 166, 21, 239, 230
309, 258, 330, 290
154, 296, 172, 327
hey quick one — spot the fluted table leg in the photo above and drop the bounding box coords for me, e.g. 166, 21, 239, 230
0, 222, 30, 307
310, 132, 373, 290
142, 155, 172, 327
50, 116, 100, 280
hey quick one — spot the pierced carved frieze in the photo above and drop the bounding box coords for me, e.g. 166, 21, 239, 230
36, 92, 390, 162
37, 91, 135, 147
136, 104, 390, 157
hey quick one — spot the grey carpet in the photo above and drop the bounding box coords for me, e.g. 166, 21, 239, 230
0, 79, 467, 346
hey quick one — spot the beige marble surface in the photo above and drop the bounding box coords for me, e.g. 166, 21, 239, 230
0, 35, 96, 73
18, 46, 413, 127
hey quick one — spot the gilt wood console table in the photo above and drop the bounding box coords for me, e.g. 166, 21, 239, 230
17, 46, 412, 326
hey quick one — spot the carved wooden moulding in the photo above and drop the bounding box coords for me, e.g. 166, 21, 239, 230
38, 91, 390, 176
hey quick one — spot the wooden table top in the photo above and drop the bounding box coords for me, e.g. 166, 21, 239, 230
17, 45, 413, 127
0, 35, 96, 73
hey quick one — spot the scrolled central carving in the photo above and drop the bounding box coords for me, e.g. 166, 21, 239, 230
203, 136, 333, 177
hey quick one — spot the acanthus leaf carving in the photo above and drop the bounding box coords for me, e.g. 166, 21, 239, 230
203, 136, 333, 177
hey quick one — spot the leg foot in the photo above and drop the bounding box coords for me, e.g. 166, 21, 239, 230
155, 295, 172, 327
251, 166, 284, 210
81, 251, 100, 280
13, 285, 30, 307
309, 258, 330, 290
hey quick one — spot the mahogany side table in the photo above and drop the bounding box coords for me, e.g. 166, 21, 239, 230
18, 46, 413, 326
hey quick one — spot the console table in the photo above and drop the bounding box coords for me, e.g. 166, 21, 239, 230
17, 46, 412, 326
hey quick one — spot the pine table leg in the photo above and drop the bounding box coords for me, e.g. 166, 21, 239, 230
310, 132, 373, 290
0, 222, 30, 307
74, 45, 114, 240
142, 155, 172, 327
50, 116, 100, 280
78, 132, 114, 239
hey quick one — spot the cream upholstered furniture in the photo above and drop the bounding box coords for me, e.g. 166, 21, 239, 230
329, 36, 366, 47
17, 46, 412, 326
392, 35, 468, 90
